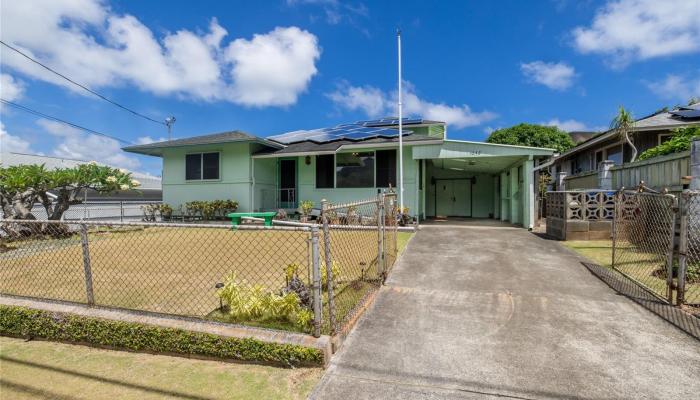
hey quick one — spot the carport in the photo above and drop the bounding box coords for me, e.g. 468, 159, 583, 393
412, 140, 554, 229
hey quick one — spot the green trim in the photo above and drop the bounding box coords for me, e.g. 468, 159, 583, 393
0, 305, 323, 367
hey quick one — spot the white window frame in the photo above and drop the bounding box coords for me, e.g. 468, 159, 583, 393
658, 133, 672, 145
185, 151, 221, 182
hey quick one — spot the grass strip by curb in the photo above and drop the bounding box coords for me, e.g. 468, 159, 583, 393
0, 305, 323, 367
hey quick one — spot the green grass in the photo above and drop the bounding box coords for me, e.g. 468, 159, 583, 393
0, 227, 413, 334
0, 336, 321, 400
561, 240, 613, 268
562, 239, 700, 304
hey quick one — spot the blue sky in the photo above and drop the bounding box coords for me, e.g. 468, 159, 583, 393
1, 0, 699, 175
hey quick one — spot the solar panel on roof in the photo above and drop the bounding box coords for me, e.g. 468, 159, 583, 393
268, 123, 413, 144
670, 109, 700, 119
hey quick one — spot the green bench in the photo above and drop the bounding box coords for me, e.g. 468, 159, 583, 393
227, 212, 277, 227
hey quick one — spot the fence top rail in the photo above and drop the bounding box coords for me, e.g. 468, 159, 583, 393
324, 198, 378, 211
0, 219, 312, 232
546, 189, 615, 194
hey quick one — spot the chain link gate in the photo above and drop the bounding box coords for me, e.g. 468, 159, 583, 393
678, 191, 700, 306
319, 191, 398, 335
613, 190, 677, 303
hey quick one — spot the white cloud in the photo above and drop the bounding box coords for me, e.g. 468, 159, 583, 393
646, 73, 700, 102
520, 61, 577, 90
37, 119, 141, 169
1, 0, 321, 106
0, 122, 33, 153
541, 118, 605, 132
136, 136, 169, 145
572, 0, 700, 67
287, 0, 369, 26
0, 74, 25, 102
327, 81, 497, 129
326, 81, 386, 117
224, 27, 320, 106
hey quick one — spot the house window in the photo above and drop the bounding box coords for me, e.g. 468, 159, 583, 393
594, 150, 603, 169
316, 154, 334, 188
336, 152, 375, 188
375, 150, 397, 188
658, 133, 672, 145
605, 145, 623, 165
418, 160, 423, 190
186, 152, 220, 180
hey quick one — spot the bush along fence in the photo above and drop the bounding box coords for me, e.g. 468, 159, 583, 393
612, 187, 700, 309
0, 191, 399, 341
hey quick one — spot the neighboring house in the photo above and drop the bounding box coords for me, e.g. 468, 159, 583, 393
123, 118, 553, 229
550, 103, 700, 186
0, 151, 162, 201
568, 131, 598, 145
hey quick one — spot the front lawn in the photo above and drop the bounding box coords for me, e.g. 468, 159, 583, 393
0, 336, 321, 400
0, 226, 414, 334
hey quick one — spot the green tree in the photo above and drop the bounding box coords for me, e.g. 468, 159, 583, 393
611, 106, 637, 162
0, 162, 139, 221
486, 123, 575, 153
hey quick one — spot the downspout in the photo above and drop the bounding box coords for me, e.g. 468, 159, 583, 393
250, 146, 255, 212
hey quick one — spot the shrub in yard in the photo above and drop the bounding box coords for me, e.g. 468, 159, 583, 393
216, 272, 313, 330
185, 200, 238, 220
638, 127, 700, 161
320, 261, 341, 291
653, 261, 700, 284
0, 305, 323, 366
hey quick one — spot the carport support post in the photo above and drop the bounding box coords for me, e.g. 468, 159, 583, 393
310, 225, 323, 337
524, 157, 535, 230
320, 199, 336, 333
79, 224, 95, 306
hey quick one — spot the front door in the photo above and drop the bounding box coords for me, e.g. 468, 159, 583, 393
279, 159, 297, 209
435, 179, 472, 217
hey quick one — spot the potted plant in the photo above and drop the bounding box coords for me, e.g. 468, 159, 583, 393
299, 200, 314, 223
398, 206, 411, 226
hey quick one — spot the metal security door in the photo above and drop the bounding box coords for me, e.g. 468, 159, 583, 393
436, 180, 453, 217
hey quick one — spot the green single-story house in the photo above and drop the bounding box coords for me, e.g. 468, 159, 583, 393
123, 118, 554, 228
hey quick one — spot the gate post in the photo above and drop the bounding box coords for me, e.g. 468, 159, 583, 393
310, 225, 322, 337
377, 192, 385, 280
677, 192, 689, 306
79, 224, 95, 305
320, 199, 336, 333
665, 195, 678, 303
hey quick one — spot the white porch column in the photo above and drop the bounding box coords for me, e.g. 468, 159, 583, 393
523, 157, 535, 229
597, 160, 615, 190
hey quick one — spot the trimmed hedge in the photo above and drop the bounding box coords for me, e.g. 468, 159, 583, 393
0, 305, 323, 367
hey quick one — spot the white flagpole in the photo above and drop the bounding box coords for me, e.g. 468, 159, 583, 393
397, 28, 404, 211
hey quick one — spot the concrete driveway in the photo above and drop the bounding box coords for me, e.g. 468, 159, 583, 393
311, 224, 700, 399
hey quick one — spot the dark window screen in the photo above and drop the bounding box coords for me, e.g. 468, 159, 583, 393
375, 150, 396, 188
202, 152, 219, 180
336, 152, 374, 188
316, 155, 334, 188
186, 154, 202, 180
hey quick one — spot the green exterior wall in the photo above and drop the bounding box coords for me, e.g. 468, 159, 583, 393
155, 135, 544, 228
294, 146, 420, 214
161, 142, 254, 211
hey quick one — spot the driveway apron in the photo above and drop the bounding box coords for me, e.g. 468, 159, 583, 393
311, 225, 700, 399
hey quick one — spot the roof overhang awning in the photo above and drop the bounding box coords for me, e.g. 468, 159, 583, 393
412, 140, 554, 159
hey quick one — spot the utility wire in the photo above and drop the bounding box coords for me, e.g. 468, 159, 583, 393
0, 99, 133, 145
1, 40, 166, 126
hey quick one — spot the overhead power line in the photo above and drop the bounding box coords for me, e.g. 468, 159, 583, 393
0, 40, 166, 126
0, 98, 133, 145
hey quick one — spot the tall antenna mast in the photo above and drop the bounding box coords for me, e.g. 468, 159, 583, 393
165, 116, 176, 141
397, 28, 404, 211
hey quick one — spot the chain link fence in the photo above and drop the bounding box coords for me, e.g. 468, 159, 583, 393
613, 190, 677, 302
678, 191, 700, 305
612, 189, 699, 308
319, 192, 398, 335
30, 201, 160, 222
0, 192, 401, 338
